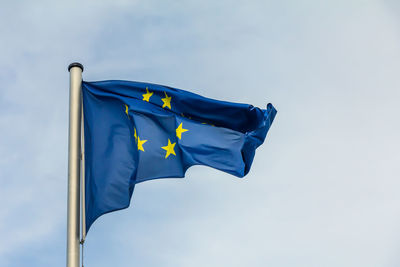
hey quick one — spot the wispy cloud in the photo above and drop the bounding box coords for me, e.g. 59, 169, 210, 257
0, 0, 399, 266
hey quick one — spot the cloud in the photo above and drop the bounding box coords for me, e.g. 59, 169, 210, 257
0, 0, 400, 266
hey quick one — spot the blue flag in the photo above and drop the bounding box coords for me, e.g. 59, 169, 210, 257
82, 80, 276, 233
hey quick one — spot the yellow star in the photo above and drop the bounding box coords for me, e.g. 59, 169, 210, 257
161, 92, 172, 109
161, 139, 176, 158
137, 136, 147, 151
176, 123, 188, 139
134, 128, 137, 141
142, 87, 153, 102
125, 104, 129, 115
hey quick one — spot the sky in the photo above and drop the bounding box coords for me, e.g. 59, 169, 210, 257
0, 0, 400, 266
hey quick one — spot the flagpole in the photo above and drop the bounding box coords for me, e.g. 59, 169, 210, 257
67, 62, 84, 267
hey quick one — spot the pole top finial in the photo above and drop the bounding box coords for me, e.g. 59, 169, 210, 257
68, 62, 84, 72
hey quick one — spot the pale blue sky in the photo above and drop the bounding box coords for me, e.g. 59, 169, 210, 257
1, 0, 400, 266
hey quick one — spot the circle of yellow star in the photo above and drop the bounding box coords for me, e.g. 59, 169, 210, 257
161, 138, 176, 158
137, 136, 147, 152
161, 92, 172, 109
176, 123, 188, 139
142, 87, 153, 102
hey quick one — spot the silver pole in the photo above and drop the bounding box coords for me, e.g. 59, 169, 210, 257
67, 62, 84, 267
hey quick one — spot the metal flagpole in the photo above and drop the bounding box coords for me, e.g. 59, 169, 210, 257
67, 62, 84, 267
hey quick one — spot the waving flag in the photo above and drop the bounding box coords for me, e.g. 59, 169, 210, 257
82, 80, 276, 233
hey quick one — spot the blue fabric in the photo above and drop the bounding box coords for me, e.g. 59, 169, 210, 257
82, 80, 277, 233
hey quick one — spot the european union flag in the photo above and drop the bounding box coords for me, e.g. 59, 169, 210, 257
82, 80, 276, 233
